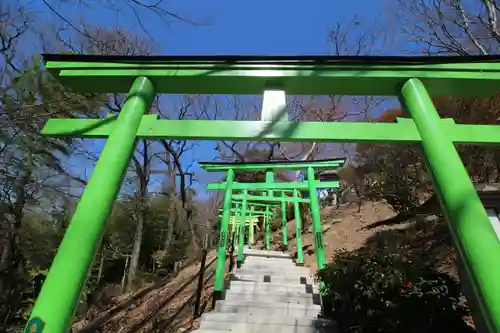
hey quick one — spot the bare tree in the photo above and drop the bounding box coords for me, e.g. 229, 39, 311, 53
153, 96, 209, 251
39, 0, 200, 49
397, 0, 500, 55
0, 51, 103, 333
0, 1, 29, 71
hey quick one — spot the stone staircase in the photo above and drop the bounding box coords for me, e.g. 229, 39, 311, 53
196, 247, 337, 333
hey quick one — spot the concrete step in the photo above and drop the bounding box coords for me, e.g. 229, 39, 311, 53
200, 313, 336, 333
228, 286, 317, 295
240, 262, 300, 269
238, 266, 302, 272
231, 273, 314, 284
196, 248, 329, 332
233, 270, 313, 277
235, 269, 312, 277
228, 282, 319, 294
224, 291, 322, 306
215, 301, 321, 318
228, 279, 317, 288
237, 267, 306, 274
193, 331, 242, 333
241, 262, 299, 269
216, 300, 322, 311
226, 289, 319, 297
230, 277, 319, 288
240, 266, 303, 272
243, 256, 295, 263
215, 305, 320, 319
243, 250, 291, 259
243, 248, 290, 254
237, 263, 310, 272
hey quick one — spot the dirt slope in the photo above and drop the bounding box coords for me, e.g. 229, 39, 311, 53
73, 250, 232, 333
256, 200, 456, 277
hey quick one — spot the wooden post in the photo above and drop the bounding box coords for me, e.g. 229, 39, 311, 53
194, 234, 209, 318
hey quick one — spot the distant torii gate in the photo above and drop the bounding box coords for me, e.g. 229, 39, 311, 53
228, 192, 308, 260
219, 202, 275, 249
219, 191, 307, 268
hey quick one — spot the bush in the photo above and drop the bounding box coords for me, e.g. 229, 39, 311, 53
316, 235, 473, 333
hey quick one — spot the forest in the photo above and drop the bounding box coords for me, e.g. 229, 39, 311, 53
2, 0, 500, 332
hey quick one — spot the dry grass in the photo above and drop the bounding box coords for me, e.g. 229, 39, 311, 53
257, 200, 457, 277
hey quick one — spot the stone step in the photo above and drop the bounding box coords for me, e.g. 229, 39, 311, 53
238, 266, 302, 272
235, 269, 312, 277
241, 262, 299, 269
240, 262, 300, 269
200, 313, 336, 333
194, 248, 329, 332
215, 301, 321, 318
243, 248, 289, 254
243, 256, 295, 263
243, 250, 291, 259
215, 305, 320, 319
194, 331, 244, 333
237, 270, 310, 277
226, 288, 318, 296
224, 291, 322, 306
229, 278, 317, 286
230, 277, 319, 288
231, 273, 314, 284
228, 282, 319, 294
216, 300, 322, 311
238, 262, 310, 273
240, 262, 309, 272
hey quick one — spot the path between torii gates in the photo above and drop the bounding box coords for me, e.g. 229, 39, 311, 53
195, 247, 336, 333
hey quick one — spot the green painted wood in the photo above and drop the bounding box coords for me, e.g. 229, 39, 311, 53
25, 77, 155, 333
42, 117, 500, 145
43, 54, 500, 96
207, 181, 339, 190
401, 79, 500, 333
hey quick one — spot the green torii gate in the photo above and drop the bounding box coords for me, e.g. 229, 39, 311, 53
27, 54, 500, 333
231, 191, 310, 252
220, 202, 275, 249
226, 214, 260, 246
222, 190, 311, 258
199, 158, 345, 274
200, 159, 343, 298
230, 191, 311, 266
220, 194, 300, 266
229, 202, 277, 248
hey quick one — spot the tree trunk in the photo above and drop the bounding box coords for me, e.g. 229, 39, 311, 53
121, 256, 130, 293
97, 249, 105, 284
163, 209, 175, 251
127, 139, 150, 291
294, 142, 317, 179
164, 163, 176, 251
126, 208, 144, 291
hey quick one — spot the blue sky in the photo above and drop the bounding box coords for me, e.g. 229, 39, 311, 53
30, 0, 398, 198
38, 0, 388, 55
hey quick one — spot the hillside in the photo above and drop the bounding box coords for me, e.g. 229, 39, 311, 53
257, 199, 457, 277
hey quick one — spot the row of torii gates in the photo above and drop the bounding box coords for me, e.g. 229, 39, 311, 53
200, 158, 345, 295
24, 54, 500, 333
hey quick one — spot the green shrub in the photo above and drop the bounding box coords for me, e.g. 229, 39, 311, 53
316, 241, 473, 333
